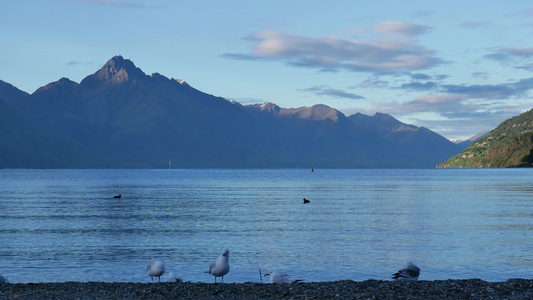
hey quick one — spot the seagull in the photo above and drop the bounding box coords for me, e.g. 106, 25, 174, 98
0, 275, 8, 284
147, 258, 166, 282
168, 271, 183, 283
113, 194, 121, 199
264, 270, 304, 284
303, 198, 310, 204
392, 262, 420, 280
206, 249, 230, 283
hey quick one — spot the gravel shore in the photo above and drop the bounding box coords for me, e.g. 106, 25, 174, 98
1, 279, 532, 299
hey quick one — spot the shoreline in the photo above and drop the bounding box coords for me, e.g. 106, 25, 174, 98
1, 279, 532, 299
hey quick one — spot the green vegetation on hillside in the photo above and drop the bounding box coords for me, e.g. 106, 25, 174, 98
437, 108, 533, 168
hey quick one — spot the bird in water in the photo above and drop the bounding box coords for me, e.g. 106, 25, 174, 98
146, 258, 166, 282
303, 198, 310, 204
392, 262, 420, 280
206, 249, 230, 283
264, 270, 304, 284
113, 194, 121, 199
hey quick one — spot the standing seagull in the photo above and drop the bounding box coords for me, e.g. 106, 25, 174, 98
206, 249, 230, 283
392, 262, 420, 280
264, 270, 304, 284
147, 258, 166, 282
0, 275, 8, 284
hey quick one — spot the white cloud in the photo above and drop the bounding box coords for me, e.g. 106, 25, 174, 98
223, 21, 443, 74
373, 21, 431, 37
301, 86, 365, 100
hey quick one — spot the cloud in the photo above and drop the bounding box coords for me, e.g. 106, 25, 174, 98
223, 21, 444, 74
364, 76, 533, 139
373, 91, 520, 138
409, 73, 432, 80
400, 81, 437, 91
354, 79, 389, 89
392, 76, 533, 99
302, 86, 365, 100
459, 21, 490, 28
472, 72, 489, 80
484, 47, 533, 70
373, 21, 431, 37
485, 47, 533, 61
67, 61, 80, 66
441, 77, 533, 99
433, 74, 449, 81
517, 63, 533, 71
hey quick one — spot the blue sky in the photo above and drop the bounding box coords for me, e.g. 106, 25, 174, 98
2, 1, 533, 140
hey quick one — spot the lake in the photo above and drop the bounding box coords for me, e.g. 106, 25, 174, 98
0, 169, 532, 283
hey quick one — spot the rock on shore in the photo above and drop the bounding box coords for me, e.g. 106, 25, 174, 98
1, 279, 532, 299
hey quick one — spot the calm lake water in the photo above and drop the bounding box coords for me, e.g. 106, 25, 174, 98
0, 169, 532, 283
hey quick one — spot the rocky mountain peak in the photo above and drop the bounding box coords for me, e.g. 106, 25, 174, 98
81, 55, 146, 87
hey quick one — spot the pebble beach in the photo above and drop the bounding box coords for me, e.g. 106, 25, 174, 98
1, 279, 533, 299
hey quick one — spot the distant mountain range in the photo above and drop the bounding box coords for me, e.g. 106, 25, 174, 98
1, 56, 472, 168
438, 109, 533, 168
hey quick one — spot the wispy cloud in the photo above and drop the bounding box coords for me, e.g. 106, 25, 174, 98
302, 86, 365, 100
459, 21, 490, 28
223, 21, 444, 74
472, 72, 489, 80
400, 81, 438, 91
484, 47, 533, 70
367, 76, 533, 138
355, 79, 389, 89
409, 73, 432, 80
441, 77, 533, 99
393, 76, 533, 99
373, 21, 431, 37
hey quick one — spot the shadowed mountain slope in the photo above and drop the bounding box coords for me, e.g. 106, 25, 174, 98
5, 56, 466, 168
0, 98, 104, 168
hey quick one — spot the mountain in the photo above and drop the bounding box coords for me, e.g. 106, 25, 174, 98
437, 109, 533, 168
4, 55, 467, 168
0, 98, 104, 168
450, 131, 490, 148
0, 80, 29, 104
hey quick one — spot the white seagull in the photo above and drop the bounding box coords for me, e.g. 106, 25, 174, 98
392, 262, 420, 280
206, 249, 230, 283
264, 270, 304, 284
146, 257, 166, 282
168, 271, 183, 283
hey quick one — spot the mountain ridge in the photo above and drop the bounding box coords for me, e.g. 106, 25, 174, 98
437, 109, 533, 168
2, 56, 468, 168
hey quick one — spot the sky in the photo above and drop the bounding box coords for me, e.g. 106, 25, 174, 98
2, 1, 533, 141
